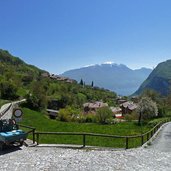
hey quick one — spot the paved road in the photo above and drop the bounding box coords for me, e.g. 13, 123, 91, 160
148, 122, 171, 152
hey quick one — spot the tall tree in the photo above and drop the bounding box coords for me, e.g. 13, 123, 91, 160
80, 79, 83, 86
137, 97, 158, 125
91, 81, 94, 87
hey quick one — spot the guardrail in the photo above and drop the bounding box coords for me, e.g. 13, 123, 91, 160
34, 120, 169, 149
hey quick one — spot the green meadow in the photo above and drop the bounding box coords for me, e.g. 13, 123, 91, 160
21, 108, 153, 148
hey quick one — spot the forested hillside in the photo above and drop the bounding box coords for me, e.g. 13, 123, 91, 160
134, 60, 171, 96
0, 49, 117, 110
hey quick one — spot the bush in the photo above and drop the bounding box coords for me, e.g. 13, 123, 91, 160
125, 112, 138, 122
77, 114, 86, 123
147, 118, 169, 127
85, 113, 96, 123
105, 118, 117, 124
58, 106, 81, 122
58, 108, 71, 122
96, 107, 113, 124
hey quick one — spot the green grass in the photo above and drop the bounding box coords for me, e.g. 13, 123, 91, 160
21, 108, 152, 148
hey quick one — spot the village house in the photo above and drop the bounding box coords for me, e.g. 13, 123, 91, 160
83, 101, 108, 113
41, 72, 50, 78
49, 74, 77, 83
116, 97, 127, 105
120, 101, 137, 115
110, 106, 122, 118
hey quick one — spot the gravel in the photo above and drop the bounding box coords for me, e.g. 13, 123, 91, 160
0, 146, 171, 171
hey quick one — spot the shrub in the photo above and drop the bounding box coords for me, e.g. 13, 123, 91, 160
105, 118, 117, 124
147, 118, 167, 127
58, 106, 81, 122
58, 108, 71, 122
77, 114, 86, 123
125, 112, 138, 122
85, 113, 96, 123
96, 107, 113, 124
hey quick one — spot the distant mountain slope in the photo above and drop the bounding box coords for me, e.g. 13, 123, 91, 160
134, 60, 171, 96
0, 49, 47, 77
61, 63, 152, 95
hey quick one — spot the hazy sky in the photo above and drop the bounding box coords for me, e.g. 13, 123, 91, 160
1, 0, 171, 74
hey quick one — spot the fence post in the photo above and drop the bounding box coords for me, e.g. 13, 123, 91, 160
141, 135, 144, 145
33, 129, 35, 144
83, 134, 86, 147
126, 137, 128, 149
147, 133, 149, 141
151, 130, 153, 137
36, 133, 39, 145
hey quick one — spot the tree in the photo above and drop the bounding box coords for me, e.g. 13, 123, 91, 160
25, 93, 40, 110
137, 97, 158, 125
25, 81, 47, 110
80, 79, 83, 86
91, 81, 94, 87
0, 81, 18, 100
96, 107, 113, 124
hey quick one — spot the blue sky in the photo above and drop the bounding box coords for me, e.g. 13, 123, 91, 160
0, 0, 171, 74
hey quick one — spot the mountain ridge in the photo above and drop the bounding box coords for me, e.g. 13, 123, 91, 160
61, 63, 152, 95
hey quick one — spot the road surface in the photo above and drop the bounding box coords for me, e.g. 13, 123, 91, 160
148, 122, 171, 152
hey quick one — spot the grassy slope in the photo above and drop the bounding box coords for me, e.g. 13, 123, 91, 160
21, 108, 152, 148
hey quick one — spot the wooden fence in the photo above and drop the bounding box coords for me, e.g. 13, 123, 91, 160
32, 121, 168, 149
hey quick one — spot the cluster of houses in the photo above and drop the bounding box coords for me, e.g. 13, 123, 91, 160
41, 72, 76, 84
83, 101, 108, 113
83, 99, 138, 119
46, 99, 138, 119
